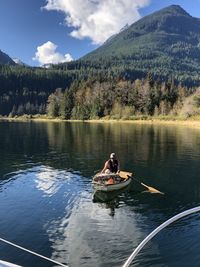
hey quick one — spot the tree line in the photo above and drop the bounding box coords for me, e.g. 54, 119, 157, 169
46, 75, 199, 120
1, 64, 199, 119
0, 64, 76, 116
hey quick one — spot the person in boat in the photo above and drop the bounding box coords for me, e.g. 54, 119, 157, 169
101, 153, 120, 174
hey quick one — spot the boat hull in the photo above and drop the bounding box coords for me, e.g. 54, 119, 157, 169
93, 173, 132, 192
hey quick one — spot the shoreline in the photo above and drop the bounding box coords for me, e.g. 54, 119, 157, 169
1, 116, 200, 128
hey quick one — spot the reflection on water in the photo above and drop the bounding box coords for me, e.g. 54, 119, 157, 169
0, 121, 200, 266
47, 192, 145, 267
35, 166, 77, 197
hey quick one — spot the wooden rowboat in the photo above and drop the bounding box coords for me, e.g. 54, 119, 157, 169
92, 171, 132, 192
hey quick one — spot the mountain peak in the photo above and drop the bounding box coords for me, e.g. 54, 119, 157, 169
158, 5, 191, 17
13, 58, 28, 66
121, 4, 195, 37
80, 5, 200, 86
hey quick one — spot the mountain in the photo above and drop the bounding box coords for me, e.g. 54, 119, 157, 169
0, 50, 15, 65
55, 5, 200, 86
13, 58, 28, 66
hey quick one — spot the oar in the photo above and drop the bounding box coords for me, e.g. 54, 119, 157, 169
119, 171, 164, 195
131, 176, 164, 195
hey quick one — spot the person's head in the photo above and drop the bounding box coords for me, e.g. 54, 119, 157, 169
110, 153, 116, 161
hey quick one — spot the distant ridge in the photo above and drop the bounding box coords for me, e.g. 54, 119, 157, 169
0, 50, 15, 65
13, 58, 28, 66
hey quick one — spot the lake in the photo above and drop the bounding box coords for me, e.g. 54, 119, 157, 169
0, 121, 200, 267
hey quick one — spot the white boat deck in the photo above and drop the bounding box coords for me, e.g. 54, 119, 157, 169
0, 260, 22, 267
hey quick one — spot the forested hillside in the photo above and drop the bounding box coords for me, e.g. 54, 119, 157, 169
54, 5, 200, 86
0, 65, 76, 115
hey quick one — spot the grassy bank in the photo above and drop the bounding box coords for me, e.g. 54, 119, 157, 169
1, 114, 200, 128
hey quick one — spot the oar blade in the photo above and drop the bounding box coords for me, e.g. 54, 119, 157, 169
141, 183, 164, 195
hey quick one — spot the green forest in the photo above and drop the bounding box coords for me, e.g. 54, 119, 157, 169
0, 64, 76, 115
1, 63, 200, 120
46, 75, 200, 120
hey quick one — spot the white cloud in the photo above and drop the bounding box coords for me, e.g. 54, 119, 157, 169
44, 0, 151, 45
33, 41, 73, 65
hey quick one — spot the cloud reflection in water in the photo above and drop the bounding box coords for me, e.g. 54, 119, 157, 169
45, 193, 147, 267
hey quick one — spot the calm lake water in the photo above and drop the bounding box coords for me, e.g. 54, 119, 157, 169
0, 121, 200, 267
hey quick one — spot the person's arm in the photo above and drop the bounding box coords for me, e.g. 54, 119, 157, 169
101, 161, 108, 173
117, 161, 120, 173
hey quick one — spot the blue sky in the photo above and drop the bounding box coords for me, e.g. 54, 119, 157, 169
0, 0, 200, 66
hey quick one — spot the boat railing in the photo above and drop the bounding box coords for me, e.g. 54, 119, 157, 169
122, 206, 200, 267
0, 237, 68, 267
